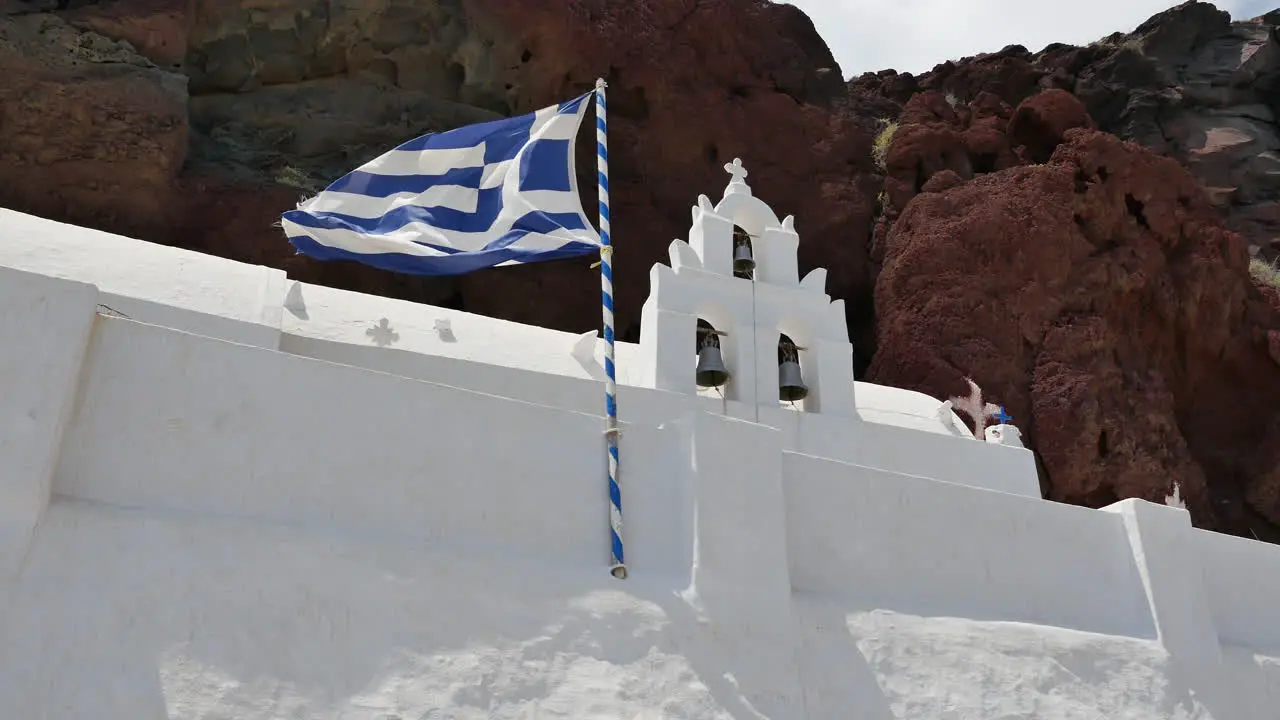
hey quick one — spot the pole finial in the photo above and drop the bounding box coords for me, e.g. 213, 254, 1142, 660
595, 77, 608, 91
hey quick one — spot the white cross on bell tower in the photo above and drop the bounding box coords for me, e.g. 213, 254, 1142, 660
723, 158, 751, 198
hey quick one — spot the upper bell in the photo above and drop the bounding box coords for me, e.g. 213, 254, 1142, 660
733, 242, 755, 276
695, 338, 730, 388
778, 359, 808, 402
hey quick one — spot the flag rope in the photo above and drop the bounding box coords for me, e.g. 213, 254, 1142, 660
596, 78, 626, 580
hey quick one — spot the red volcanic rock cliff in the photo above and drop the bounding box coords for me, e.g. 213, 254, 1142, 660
872, 119, 1280, 538
1, 0, 1278, 540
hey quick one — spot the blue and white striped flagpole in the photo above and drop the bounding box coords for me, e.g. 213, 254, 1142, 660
596, 78, 626, 580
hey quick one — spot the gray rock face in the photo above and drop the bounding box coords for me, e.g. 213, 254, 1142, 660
184, 1, 518, 109
1122, 5, 1280, 257
187, 77, 502, 192
849, 1, 1280, 257
182, 0, 518, 186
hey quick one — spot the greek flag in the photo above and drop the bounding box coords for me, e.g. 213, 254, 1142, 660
281, 92, 599, 276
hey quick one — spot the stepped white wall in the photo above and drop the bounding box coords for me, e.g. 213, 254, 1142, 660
0, 210, 1042, 500
2, 213, 1280, 718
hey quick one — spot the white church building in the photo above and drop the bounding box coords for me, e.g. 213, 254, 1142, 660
0, 162, 1278, 718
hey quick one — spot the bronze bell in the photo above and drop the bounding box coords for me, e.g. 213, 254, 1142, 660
695, 338, 730, 388
778, 358, 809, 402
733, 242, 755, 276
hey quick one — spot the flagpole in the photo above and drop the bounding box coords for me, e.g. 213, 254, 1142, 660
595, 78, 627, 580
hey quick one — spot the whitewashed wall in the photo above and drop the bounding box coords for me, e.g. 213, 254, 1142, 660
0, 212, 1041, 498
783, 451, 1155, 638
281, 280, 1041, 498
3, 214, 1280, 718
53, 316, 698, 578
1198, 528, 1280, 652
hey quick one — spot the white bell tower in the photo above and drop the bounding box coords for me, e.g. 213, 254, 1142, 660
636, 159, 857, 418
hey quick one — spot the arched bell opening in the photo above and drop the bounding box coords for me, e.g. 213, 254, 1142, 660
732, 226, 756, 280
777, 333, 810, 409
695, 318, 731, 394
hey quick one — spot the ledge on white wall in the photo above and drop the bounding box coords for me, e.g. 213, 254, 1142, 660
0, 209, 287, 348
280, 280, 646, 385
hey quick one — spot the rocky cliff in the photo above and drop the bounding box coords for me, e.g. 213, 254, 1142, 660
2, 0, 1278, 540
851, 1, 1280, 258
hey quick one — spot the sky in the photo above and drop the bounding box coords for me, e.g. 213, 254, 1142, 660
785, 0, 1276, 77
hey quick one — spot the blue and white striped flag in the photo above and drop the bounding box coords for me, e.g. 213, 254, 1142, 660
281, 92, 599, 276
